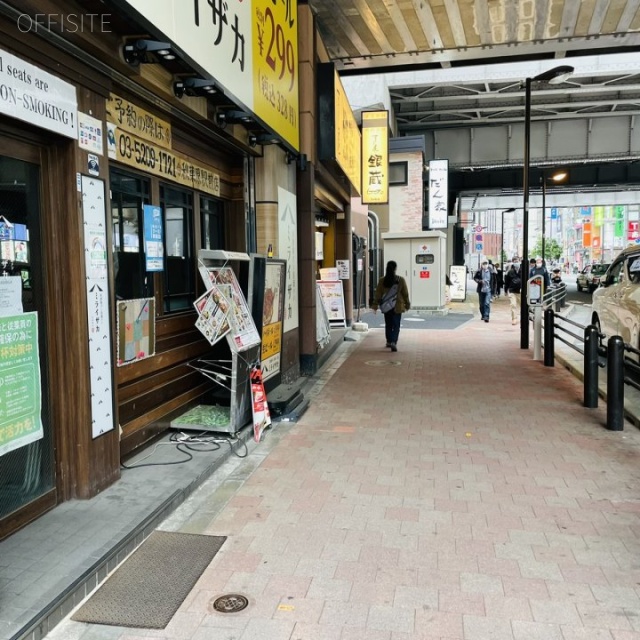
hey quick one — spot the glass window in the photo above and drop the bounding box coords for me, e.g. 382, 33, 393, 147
607, 259, 624, 286
389, 161, 408, 185
161, 185, 194, 313
201, 196, 225, 250
110, 170, 152, 300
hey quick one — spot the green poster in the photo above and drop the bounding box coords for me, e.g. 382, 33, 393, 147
615, 206, 625, 237
0, 312, 43, 457
594, 206, 604, 227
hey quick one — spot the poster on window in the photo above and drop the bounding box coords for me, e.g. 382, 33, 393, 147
117, 298, 156, 365
0, 312, 44, 458
143, 204, 164, 272
261, 260, 286, 381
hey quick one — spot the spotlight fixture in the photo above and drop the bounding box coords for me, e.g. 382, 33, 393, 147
248, 132, 281, 147
216, 109, 254, 128
123, 40, 176, 66
174, 77, 220, 99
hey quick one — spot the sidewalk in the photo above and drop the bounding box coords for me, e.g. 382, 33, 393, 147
40, 296, 640, 640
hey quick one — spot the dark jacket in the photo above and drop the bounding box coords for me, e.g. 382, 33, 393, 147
529, 265, 550, 289
473, 268, 495, 294
373, 275, 411, 314
504, 266, 521, 294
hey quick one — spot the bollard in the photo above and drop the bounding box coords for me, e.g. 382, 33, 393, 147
584, 325, 599, 408
544, 308, 554, 367
560, 283, 567, 308
533, 306, 542, 360
606, 335, 625, 431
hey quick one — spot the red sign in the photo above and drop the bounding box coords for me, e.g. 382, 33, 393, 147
628, 221, 640, 241
592, 236, 601, 249
419, 271, 431, 279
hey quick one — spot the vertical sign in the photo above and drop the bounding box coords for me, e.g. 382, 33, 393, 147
615, 206, 625, 238
582, 221, 592, 248
361, 111, 389, 204
550, 207, 558, 220
143, 205, 164, 272
82, 176, 114, 438
0, 312, 43, 457
594, 206, 604, 227
428, 159, 449, 229
278, 187, 299, 332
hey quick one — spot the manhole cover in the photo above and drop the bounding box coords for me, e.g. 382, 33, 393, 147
364, 360, 402, 366
211, 594, 249, 613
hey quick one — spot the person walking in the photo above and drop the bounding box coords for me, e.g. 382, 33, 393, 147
372, 260, 411, 352
474, 260, 493, 322
530, 256, 551, 290
495, 263, 504, 298
504, 260, 522, 326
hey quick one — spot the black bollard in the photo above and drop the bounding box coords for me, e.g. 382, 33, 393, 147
606, 335, 625, 431
544, 308, 554, 367
584, 325, 599, 408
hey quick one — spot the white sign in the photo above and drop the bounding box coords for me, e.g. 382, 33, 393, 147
278, 187, 299, 332
428, 159, 449, 229
336, 260, 350, 279
0, 47, 77, 138
82, 176, 114, 438
0, 277, 23, 316
78, 112, 103, 154
448, 266, 467, 301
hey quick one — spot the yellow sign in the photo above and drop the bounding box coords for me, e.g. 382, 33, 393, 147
112, 129, 220, 197
361, 111, 389, 204
261, 321, 282, 360
252, 0, 299, 151
106, 93, 172, 149
334, 71, 361, 194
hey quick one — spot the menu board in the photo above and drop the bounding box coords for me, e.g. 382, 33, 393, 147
317, 280, 346, 327
199, 265, 261, 351
261, 261, 286, 382
193, 287, 231, 346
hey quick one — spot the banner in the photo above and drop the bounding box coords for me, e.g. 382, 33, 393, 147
250, 367, 271, 443
428, 159, 449, 229
361, 111, 388, 204
143, 205, 164, 272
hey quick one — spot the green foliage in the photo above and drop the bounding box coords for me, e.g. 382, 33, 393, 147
531, 238, 563, 261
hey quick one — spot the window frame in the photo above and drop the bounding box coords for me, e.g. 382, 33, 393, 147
389, 161, 408, 186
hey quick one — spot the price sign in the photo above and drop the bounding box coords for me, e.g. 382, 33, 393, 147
253, 0, 299, 150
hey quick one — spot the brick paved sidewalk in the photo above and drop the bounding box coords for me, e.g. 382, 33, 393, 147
47, 299, 640, 640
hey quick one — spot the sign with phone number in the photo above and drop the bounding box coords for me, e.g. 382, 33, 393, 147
261, 321, 282, 360
114, 130, 220, 197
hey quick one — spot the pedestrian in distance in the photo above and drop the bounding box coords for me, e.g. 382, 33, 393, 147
474, 260, 493, 323
530, 256, 551, 290
372, 260, 411, 352
504, 260, 522, 325
495, 263, 504, 298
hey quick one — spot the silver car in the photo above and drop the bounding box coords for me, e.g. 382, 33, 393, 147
592, 247, 640, 347
577, 262, 610, 293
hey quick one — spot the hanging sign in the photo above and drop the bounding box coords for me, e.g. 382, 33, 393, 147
583, 222, 592, 247
361, 110, 389, 204
0, 312, 44, 457
143, 205, 164, 272
428, 159, 449, 229
0, 47, 77, 138
615, 206, 625, 238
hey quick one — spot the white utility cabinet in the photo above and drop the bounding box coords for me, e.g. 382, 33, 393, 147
381, 231, 447, 309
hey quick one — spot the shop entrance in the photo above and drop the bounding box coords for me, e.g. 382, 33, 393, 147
0, 139, 55, 538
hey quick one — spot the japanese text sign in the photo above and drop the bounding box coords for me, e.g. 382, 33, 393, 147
361, 111, 388, 204
143, 205, 164, 272
428, 159, 449, 229
106, 93, 172, 149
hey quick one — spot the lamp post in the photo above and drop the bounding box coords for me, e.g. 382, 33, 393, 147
521, 65, 574, 349
541, 169, 568, 262
501, 208, 516, 265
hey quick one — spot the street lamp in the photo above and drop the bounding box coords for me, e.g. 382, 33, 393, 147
521, 65, 574, 349
541, 169, 568, 260
500, 208, 516, 266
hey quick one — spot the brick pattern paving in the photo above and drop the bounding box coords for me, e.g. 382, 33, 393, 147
48, 300, 640, 640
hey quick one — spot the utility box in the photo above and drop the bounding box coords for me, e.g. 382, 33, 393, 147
382, 231, 447, 310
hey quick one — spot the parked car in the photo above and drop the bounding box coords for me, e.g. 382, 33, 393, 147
592, 246, 640, 348
576, 262, 610, 292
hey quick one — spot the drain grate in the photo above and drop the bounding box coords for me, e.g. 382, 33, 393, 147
212, 593, 249, 613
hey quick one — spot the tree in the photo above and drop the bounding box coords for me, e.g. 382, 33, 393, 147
531, 238, 563, 262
